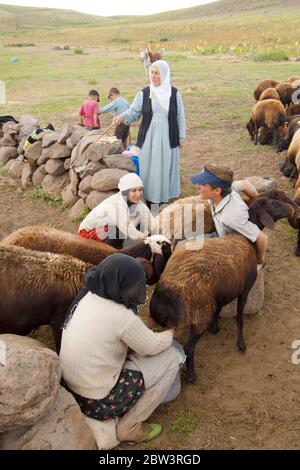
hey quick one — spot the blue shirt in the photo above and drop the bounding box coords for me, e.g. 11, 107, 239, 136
101, 97, 129, 116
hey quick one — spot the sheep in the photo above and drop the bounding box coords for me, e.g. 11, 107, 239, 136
277, 115, 300, 152
259, 88, 280, 101
286, 104, 300, 118
150, 194, 296, 383
275, 83, 294, 107
286, 76, 300, 84
0, 245, 91, 352
280, 128, 300, 183
246, 99, 286, 145
155, 178, 279, 243
1, 226, 172, 285
253, 80, 279, 101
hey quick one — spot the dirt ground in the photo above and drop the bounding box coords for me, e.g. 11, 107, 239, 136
1, 93, 300, 450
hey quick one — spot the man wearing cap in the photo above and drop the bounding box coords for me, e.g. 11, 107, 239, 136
189, 164, 268, 265
100, 88, 130, 148
78, 173, 155, 249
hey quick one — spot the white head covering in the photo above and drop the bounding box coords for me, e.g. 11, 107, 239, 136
149, 60, 171, 111
118, 173, 143, 192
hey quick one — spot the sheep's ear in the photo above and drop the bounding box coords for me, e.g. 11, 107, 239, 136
259, 210, 275, 230
153, 253, 166, 280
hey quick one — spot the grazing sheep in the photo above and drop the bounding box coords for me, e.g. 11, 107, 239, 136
275, 83, 294, 107
277, 115, 300, 152
1, 226, 172, 285
286, 76, 300, 84
253, 80, 279, 101
0, 245, 91, 352
286, 104, 300, 118
246, 99, 286, 145
150, 195, 296, 382
259, 88, 280, 101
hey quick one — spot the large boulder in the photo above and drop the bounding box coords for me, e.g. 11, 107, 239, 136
220, 265, 264, 318
104, 154, 135, 172
61, 184, 80, 207
25, 141, 43, 167
68, 128, 88, 148
0, 387, 96, 450
8, 160, 25, 180
86, 190, 116, 210
42, 173, 69, 200
0, 133, 18, 147
21, 163, 33, 188
79, 175, 93, 194
91, 169, 128, 192
107, 140, 124, 155
42, 131, 61, 148
32, 166, 46, 187
79, 161, 106, 179
85, 142, 111, 162
45, 158, 66, 176
0, 146, 18, 165
49, 143, 71, 160
0, 335, 60, 433
38, 146, 53, 165
57, 123, 73, 145
69, 168, 80, 195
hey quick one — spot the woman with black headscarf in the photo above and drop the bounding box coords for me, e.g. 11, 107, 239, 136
60, 253, 182, 444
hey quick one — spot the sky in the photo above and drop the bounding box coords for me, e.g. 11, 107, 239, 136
0, 0, 218, 17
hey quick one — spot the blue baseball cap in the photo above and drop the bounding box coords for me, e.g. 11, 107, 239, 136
189, 168, 232, 190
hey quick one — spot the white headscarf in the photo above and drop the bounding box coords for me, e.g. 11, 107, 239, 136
118, 173, 143, 192
149, 60, 171, 111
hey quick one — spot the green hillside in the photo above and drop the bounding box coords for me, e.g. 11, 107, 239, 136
0, 0, 300, 57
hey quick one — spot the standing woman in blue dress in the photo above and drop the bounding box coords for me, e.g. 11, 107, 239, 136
114, 60, 185, 206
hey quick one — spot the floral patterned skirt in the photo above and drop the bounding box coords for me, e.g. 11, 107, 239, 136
61, 368, 145, 421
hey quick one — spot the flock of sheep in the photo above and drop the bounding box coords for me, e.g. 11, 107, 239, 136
1, 76, 300, 384
246, 75, 300, 255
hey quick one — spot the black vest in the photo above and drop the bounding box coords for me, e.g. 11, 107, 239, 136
136, 86, 180, 149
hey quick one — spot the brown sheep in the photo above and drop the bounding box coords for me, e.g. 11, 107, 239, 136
286, 104, 300, 117
277, 114, 300, 152
259, 87, 280, 101
1, 227, 172, 285
150, 194, 296, 382
0, 245, 91, 352
246, 99, 286, 145
275, 82, 294, 107
253, 79, 279, 101
286, 76, 300, 84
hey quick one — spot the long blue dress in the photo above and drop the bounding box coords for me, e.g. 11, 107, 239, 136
121, 90, 185, 204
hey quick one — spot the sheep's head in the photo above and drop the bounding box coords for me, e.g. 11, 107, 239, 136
144, 235, 173, 284
144, 235, 173, 262
150, 283, 185, 329
249, 193, 297, 230
246, 119, 255, 139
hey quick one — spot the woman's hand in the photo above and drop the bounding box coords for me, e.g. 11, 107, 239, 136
113, 115, 124, 125
179, 139, 184, 148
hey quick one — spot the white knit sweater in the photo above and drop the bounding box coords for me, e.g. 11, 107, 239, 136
59, 292, 173, 399
78, 192, 156, 240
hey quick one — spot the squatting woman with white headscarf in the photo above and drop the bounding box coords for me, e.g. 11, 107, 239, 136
114, 60, 185, 206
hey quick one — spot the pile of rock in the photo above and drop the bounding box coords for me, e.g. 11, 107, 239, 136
0, 335, 96, 450
0, 116, 136, 218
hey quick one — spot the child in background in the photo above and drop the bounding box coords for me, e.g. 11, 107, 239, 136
79, 90, 101, 130
100, 87, 129, 147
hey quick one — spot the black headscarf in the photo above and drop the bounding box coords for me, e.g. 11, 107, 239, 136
64, 253, 147, 328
